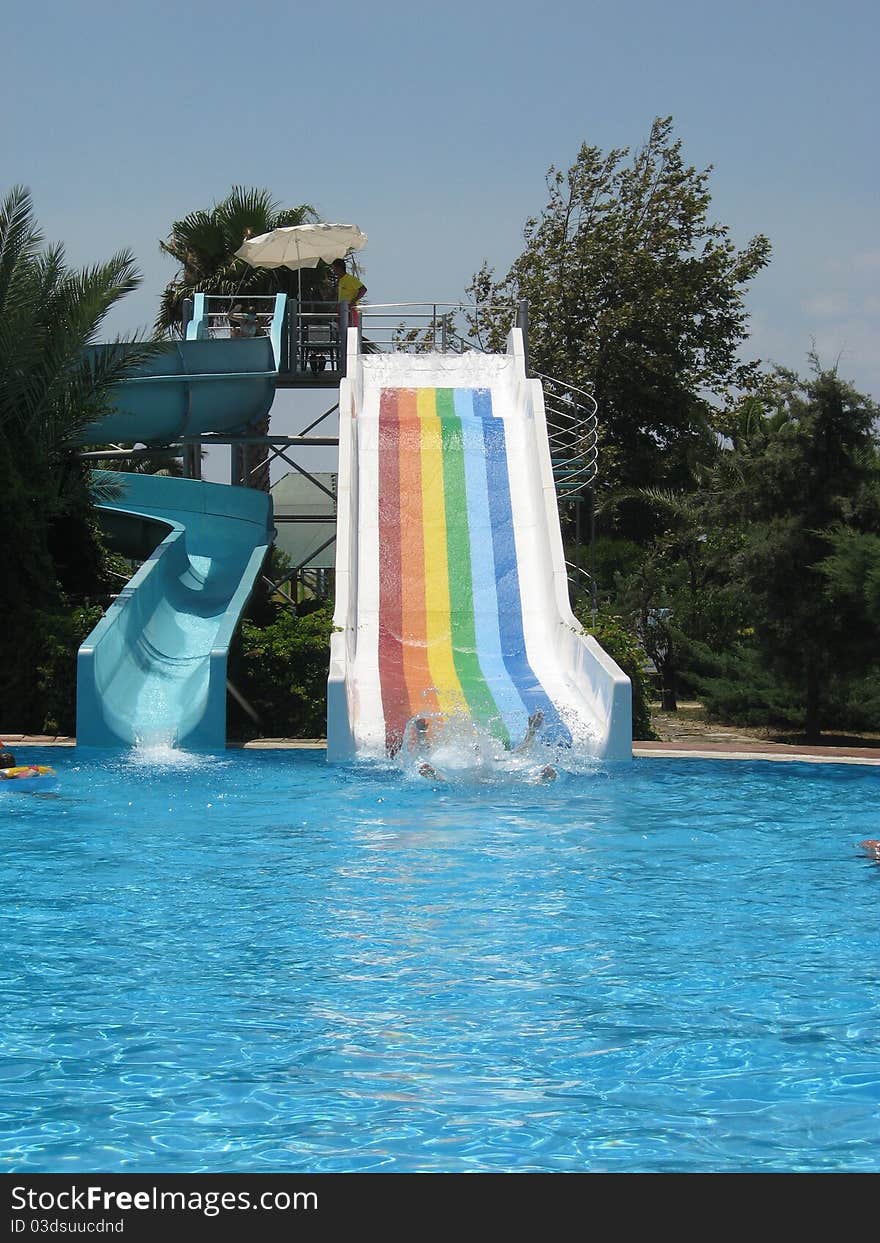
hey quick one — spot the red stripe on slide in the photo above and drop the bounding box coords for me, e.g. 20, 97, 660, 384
377, 389, 408, 754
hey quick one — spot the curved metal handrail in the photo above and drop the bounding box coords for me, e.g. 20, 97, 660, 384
539, 373, 598, 498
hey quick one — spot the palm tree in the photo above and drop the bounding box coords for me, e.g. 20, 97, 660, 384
155, 186, 320, 336
0, 184, 153, 731
0, 186, 152, 456
156, 187, 324, 494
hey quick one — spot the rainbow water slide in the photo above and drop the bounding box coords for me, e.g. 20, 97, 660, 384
75, 300, 283, 748
327, 329, 632, 761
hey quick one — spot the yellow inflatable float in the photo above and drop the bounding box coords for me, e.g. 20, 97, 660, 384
0, 742, 55, 781
1, 764, 55, 780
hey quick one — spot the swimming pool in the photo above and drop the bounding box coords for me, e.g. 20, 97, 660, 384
2, 748, 878, 1172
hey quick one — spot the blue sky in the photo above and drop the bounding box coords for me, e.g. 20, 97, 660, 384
3, 0, 878, 396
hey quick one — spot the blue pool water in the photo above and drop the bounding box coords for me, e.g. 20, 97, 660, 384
1, 747, 879, 1173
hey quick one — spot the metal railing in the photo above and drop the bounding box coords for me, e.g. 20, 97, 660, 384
182, 293, 346, 380
175, 291, 598, 508
284, 300, 347, 376
191, 298, 347, 377
565, 558, 593, 594
537, 372, 598, 498
358, 301, 519, 354
190, 293, 278, 339
174, 291, 599, 599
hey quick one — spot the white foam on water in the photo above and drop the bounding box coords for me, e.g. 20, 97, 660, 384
128, 735, 214, 771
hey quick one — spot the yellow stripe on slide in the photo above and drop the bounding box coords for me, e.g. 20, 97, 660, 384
417, 388, 466, 716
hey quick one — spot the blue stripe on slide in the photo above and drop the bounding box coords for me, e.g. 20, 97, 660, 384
456, 388, 530, 744
475, 389, 572, 747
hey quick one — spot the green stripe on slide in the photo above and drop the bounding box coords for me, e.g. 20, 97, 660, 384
438, 387, 509, 746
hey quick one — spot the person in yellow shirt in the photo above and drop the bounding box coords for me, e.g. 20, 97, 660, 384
332, 258, 367, 327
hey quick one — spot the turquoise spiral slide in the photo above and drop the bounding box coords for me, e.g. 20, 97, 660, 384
75, 302, 283, 748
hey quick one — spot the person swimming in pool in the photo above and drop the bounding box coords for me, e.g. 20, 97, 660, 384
414, 711, 557, 782
859, 839, 880, 861
511, 710, 557, 781
411, 717, 444, 780
513, 709, 551, 754
0, 748, 55, 779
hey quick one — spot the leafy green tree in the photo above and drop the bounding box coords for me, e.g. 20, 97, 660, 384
817, 525, 880, 628
607, 483, 750, 711
468, 117, 771, 505
156, 186, 319, 336
157, 186, 324, 493
661, 360, 880, 740
0, 185, 149, 732
599, 361, 880, 740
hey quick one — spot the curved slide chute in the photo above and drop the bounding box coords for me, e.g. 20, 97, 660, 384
76, 312, 284, 749
78, 337, 279, 445
77, 475, 272, 749
328, 330, 632, 762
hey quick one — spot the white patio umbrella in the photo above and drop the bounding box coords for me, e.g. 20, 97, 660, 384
234, 222, 367, 301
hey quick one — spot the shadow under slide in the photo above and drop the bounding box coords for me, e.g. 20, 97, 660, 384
328, 328, 632, 764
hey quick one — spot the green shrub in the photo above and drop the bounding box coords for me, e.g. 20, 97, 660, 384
683, 638, 803, 729
35, 605, 106, 735
575, 607, 656, 740
682, 634, 880, 737
0, 602, 104, 736
229, 604, 335, 738
826, 670, 880, 734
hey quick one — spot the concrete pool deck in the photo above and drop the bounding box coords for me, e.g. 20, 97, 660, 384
633, 739, 880, 765
4, 733, 880, 765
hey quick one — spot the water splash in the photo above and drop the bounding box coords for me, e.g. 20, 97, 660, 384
395, 711, 598, 787
128, 734, 214, 771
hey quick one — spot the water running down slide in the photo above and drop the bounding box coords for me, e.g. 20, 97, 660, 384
328, 329, 632, 762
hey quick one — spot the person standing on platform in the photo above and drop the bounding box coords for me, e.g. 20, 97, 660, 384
332, 258, 366, 327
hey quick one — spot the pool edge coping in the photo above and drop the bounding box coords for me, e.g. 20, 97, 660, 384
5, 736, 880, 766
632, 745, 880, 766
